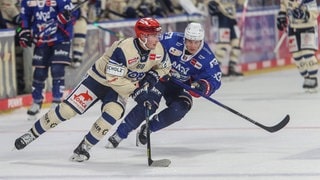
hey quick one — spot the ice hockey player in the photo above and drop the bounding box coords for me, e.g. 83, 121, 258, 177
70, 0, 89, 68
206, 0, 245, 76
14, 17, 171, 162
276, 0, 319, 92
106, 22, 222, 148
17, 0, 76, 120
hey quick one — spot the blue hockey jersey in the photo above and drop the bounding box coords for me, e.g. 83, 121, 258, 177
20, 0, 76, 46
160, 32, 222, 94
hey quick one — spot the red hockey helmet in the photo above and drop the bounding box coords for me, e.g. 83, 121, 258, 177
134, 17, 162, 38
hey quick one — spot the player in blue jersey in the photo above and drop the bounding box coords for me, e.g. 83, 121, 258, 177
106, 22, 222, 148
17, 0, 77, 120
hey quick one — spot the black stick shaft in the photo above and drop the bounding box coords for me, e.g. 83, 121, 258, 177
172, 78, 290, 133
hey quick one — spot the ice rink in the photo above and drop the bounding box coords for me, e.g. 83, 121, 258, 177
1, 68, 320, 180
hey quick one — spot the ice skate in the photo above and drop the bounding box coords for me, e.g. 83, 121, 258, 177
136, 124, 148, 146
225, 61, 243, 77
70, 58, 82, 68
70, 140, 92, 162
105, 132, 122, 149
27, 103, 41, 121
14, 131, 37, 150
303, 77, 318, 93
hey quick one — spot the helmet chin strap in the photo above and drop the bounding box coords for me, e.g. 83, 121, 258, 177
138, 37, 150, 50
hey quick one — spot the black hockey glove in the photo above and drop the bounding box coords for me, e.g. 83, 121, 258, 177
189, 79, 212, 98
292, 8, 309, 20
132, 85, 150, 105
276, 11, 287, 31
139, 70, 159, 89
208, 1, 219, 15
16, 27, 32, 48
57, 10, 72, 24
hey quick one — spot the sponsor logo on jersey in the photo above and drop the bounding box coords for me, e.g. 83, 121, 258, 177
190, 58, 202, 69
128, 57, 139, 65
220, 28, 230, 42
69, 86, 96, 112
169, 47, 182, 56
46, 0, 57, 6
106, 63, 125, 76
198, 55, 205, 60
172, 61, 190, 76
149, 54, 156, 60
156, 54, 162, 60
54, 49, 69, 56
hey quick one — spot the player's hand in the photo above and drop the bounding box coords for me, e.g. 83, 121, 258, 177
16, 27, 32, 48
189, 79, 212, 98
276, 11, 287, 31
139, 70, 159, 88
132, 84, 150, 105
57, 10, 72, 24
208, 1, 220, 15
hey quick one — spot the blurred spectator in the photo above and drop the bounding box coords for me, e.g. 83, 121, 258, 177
206, 0, 245, 77
0, 0, 34, 95
18, 0, 75, 120
276, 0, 319, 92
70, 0, 89, 68
0, 10, 7, 29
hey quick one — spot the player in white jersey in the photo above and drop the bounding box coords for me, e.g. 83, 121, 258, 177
70, 0, 89, 68
206, 0, 245, 76
14, 17, 171, 162
277, 0, 319, 92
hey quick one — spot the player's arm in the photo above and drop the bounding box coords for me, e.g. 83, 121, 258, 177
189, 56, 222, 97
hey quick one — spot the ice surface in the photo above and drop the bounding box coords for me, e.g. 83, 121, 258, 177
1, 68, 320, 180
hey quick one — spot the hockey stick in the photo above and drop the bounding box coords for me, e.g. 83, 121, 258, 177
273, 31, 287, 53
92, 22, 124, 38
172, 79, 290, 133
71, 0, 89, 13
240, 0, 249, 48
144, 101, 171, 167
0, 43, 4, 96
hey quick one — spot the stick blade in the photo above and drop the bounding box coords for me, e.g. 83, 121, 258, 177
267, 114, 290, 133
149, 159, 171, 167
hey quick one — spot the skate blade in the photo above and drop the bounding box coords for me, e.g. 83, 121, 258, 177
69, 154, 88, 162
27, 115, 37, 121
304, 88, 318, 94
104, 142, 116, 149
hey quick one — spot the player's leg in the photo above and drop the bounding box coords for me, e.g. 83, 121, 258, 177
106, 86, 162, 148
70, 89, 126, 162
15, 76, 101, 150
137, 84, 193, 145
289, 27, 318, 92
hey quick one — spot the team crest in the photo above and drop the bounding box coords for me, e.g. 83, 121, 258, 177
169, 47, 182, 56
190, 59, 202, 69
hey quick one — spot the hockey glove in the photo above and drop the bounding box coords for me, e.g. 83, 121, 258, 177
139, 70, 159, 88
189, 79, 212, 98
160, 74, 171, 82
132, 85, 150, 105
16, 27, 32, 48
57, 10, 72, 24
208, 1, 219, 15
292, 8, 309, 20
276, 11, 287, 31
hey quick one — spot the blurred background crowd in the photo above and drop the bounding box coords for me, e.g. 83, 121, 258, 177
0, 0, 319, 97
